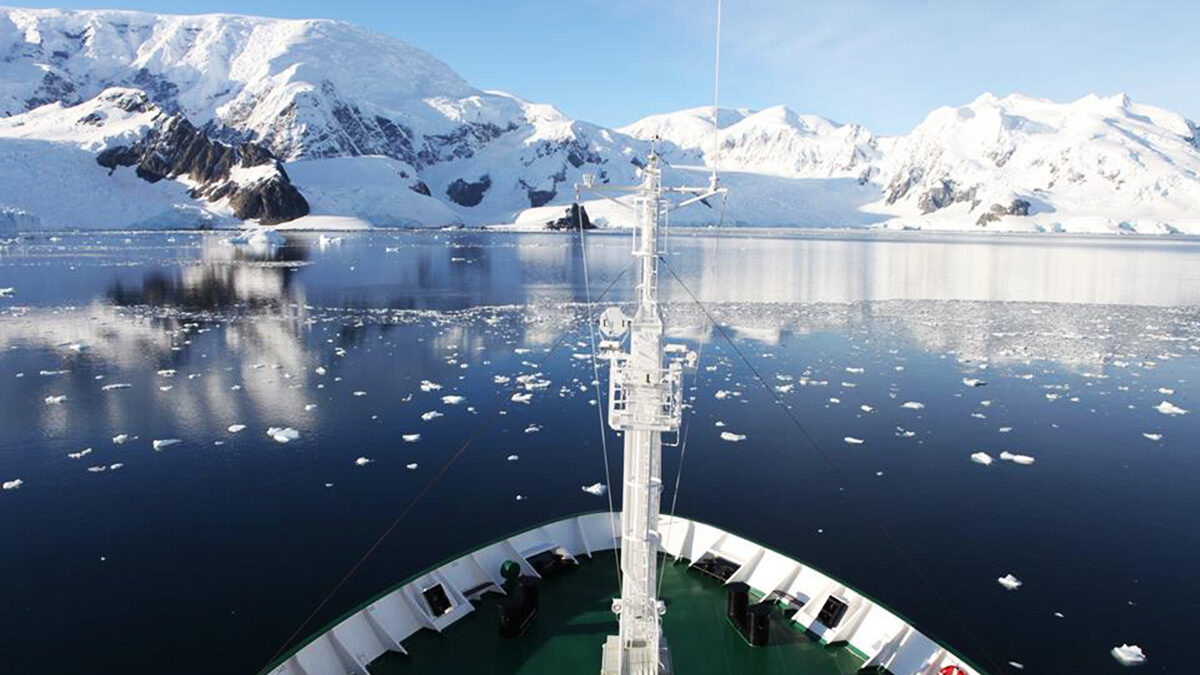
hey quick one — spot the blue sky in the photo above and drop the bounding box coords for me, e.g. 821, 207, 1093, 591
13, 0, 1199, 133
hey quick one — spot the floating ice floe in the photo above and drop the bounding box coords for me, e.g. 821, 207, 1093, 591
581, 482, 607, 496
1142, 432, 1162, 441
420, 380, 442, 392
406, 463, 418, 470
227, 424, 246, 433
775, 384, 794, 393
845, 367, 864, 374
315, 366, 327, 376
999, 451, 1035, 465
44, 395, 67, 405
998, 426, 1013, 433
515, 494, 528, 501
720, 432, 746, 442
228, 228, 285, 248
900, 401, 925, 410
970, 452, 994, 466
1154, 400, 1188, 416
304, 403, 318, 412
2, 478, 22, 490
421, 410, 443, 421
159, 385, 173, 392
354, 457, 372, 466
860, 404, 874, 413
403, 434, 421, 443
352, 390, 367, 397
1157, 387, 1174, 395
87, 465, 106, 473
506, 454, 519, 461
1111, 644, 1146, 666
113, 434, 129, 444
157, 369, 176, 377
714, 421, 726, 427
524, 424, 541, 434
493, 375, 511, 385
100, 383, 131, 391
1008, 661, 1025, 669
0, 287, 14, 297
267, 427, 300, 443
67, 448, 92, 459
844, 437, 865, 445
962, 378, 987, 387
152, 439, 180, 451
829, 397, 840, 404
442, 395, 465, 405
997, 573, 1023, 590
109, 463, 123, 470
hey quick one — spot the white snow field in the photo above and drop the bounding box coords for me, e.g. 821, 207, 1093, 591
0, 8, 1198, 233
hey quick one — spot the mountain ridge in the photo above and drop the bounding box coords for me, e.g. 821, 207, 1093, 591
1, 7, 1198, 234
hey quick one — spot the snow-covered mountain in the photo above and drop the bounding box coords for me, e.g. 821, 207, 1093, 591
1, 7, 1198, 234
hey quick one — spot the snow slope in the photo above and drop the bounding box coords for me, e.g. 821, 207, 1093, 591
0, 8, 1198, 233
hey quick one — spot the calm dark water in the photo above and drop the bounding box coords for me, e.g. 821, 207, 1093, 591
0, 230, 1197, 674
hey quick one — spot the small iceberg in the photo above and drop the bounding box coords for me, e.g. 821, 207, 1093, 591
0, 287, 14, 297
101, 383, 132, 392
1154, 401, 1188, 416
506, 454, 519, 461
441, 395, 465, 405
44, 395, 67, 405
228, 424, 246, 433
962, 378, 987, 387
267, 427, 300, 443
999, 451, 1035, 465
997, 573, 1023, 590
860, 404, 874, 413
3, 478, 23, 490
405, 463, 418, 470
720, 432, 746, 442
511, 392, 533, 404
844, 437, 865, 445
970, 452, 994, 465
353, 390, 367, 397
421, 410, 443, 421
152, 439, 180, 451
354, 457, 373, 466
524, 424, 541, 434
582, 482, 607, 496
1111, 644, 1146, 667
402, 434, 421, 443
113, 434, 129, 444
1142, 432, 1162, 441
419, 380, 443, 392
900, 401, 925, 410
67, 448, 92, 459
228, 228, 285, 248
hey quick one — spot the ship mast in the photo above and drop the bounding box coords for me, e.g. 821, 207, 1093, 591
579, 144, 724, 674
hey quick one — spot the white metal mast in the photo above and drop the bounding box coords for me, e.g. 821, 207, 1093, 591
581, 146, 724, 674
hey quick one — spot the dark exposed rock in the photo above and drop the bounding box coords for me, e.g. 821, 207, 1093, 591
916, 179, 977, 214
446, 175, 491, 207
975, 198, 1032, 226
409, 180, 431, 197
545, 203, 594, 230
527, 189, 556, 208
883, 167, 923, 204
95, 106, 308, 224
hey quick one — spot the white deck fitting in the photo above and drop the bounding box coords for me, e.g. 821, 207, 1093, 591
264, 512, 986, 675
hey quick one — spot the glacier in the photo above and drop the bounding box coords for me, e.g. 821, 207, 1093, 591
0, 8, 1198, 234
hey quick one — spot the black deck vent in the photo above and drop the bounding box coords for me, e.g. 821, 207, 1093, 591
816, 595, 849, 629
422, 583, 453, 618
527, 548, 575, 576
693, 554, 739, 581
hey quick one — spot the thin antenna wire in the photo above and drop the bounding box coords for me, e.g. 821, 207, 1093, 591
711, 0, 722, 185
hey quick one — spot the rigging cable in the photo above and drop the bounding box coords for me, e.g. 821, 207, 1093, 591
264, 262, 633, 668
577, 212, 624, 590
658, 257, 1007, 675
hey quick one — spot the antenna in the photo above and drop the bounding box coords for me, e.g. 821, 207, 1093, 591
710, 0, 722, 192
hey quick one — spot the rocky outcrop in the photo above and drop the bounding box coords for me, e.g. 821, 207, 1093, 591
975, 198, 1032, 226
545, 203, 594, 230
446, 175, 491, 207
97, 108, 308, 224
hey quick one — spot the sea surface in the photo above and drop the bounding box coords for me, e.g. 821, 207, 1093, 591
1, 229, 1197, 674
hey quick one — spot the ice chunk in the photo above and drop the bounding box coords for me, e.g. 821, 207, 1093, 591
1142, 432, 1162, 441
962, 378, 987, 387
714, 421, 726, 427
1154, 401, 1188, 416
845, 367, 864, 374
511, 392, 533, 404
101, 383, 131, 391
152, 439, 180, 451
999, 451, 1035, 465
113, 434, 129, 444
159, 385, 173, 392
420, 380, 443, 392
582, 482, 607, 496
515, 494, 528, 501
1157, 387, 1174, 395
843, 437, 865, 445
900, 401, 925, 410
1110, 644, 1146, 666
267, 427, 300, 443
970, 452, 994, 465
227, 424, 246, 433
157, 369, 176, 377
2, 478, 22, 490
67, 448, 92, 459
506, 454, 519, 461
87, 465, 107, 473
402, 434, 421, 443
315, 366, 327, 376
354, 457, 373, 466
304, 403, 318, 411
720, 432, 746, 442
406, 463, 418, 470
109, 463, 123, 470
998, 426, 1013, 433
352, 390, 367, 397
860, 404, 874, 413
524, 424, 541, 434
493, 375, 511, 385
441, 395, 465, 405
421, 410, 443, 421
0, 287, 14, 297
997, 573, 1022, 590
44, 395, 67, 405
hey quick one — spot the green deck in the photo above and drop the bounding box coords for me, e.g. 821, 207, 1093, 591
369, 552, 865, 674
